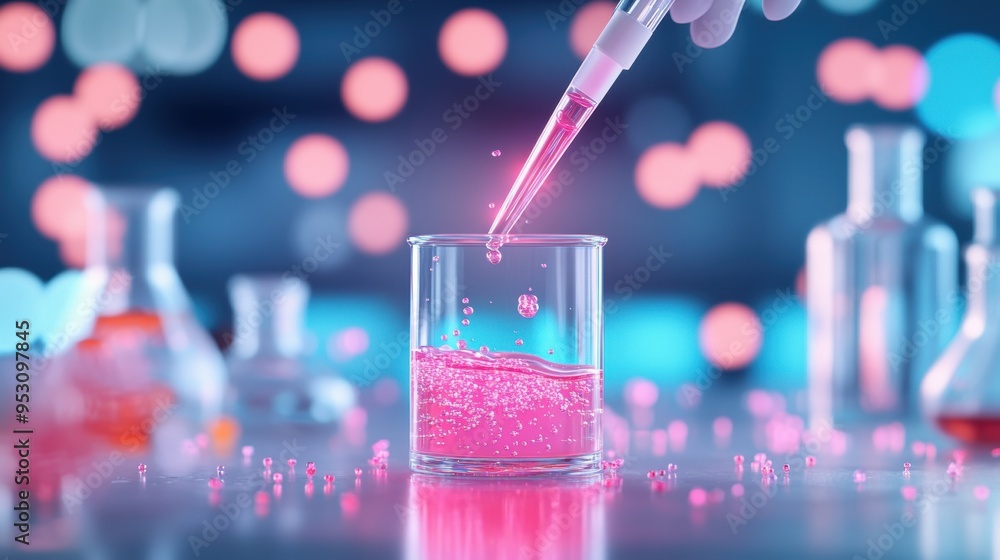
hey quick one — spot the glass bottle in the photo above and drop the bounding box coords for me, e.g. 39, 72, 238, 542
807, 125, 958, 429
41, 187, 227, 448
409, 234, 605, 476
922, 188, 1000, 444
225, 274, 356, 430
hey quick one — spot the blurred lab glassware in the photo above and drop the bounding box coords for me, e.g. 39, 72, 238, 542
225, 275, 356, 430
41, 187, 227, 448
922, 188, 1000, 444
807, 125, 958, 429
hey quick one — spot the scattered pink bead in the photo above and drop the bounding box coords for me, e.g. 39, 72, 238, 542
658, 469, 666, 476
613, 458, 625, 468
763, 460, 773, 469
217, 465, 225, 475
287, 459, 297, 468
647, 470, 656, 479
688, 487, 707, 507
378, 462, 387, 470
273, 473, 283, 483
903, 462, 911, 471
973, 486, 990, 501
668, 463, 677, 472
901, 486, 917, 501
354, 468, 363, 477
242, 445, 254, 458
208, 477, 223, 490
137, 463, 147, 474
806, 456, 816, 467
853, 470, 866, 483
734, 454, 745, 465
491, 149, 501, 157
782, 464, 790, 473
323, 474, 334, 484
263, 457, 272, 468
754, 452, 767, 463
306, 465, 317, 477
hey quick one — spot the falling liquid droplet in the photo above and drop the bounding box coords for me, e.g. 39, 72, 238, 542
491, 149, 501, 157
486, 249, 502, 265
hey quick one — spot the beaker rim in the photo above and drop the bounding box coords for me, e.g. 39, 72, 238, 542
408, 234, 607, 247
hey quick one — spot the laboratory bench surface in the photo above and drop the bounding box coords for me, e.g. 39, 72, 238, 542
3, 401, 999, 560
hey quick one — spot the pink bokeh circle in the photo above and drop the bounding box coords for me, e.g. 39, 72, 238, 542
348, 192, 408, 255
635, 143, 701, 209
341, 57, 408, 122
284, 134, 350, 198
698, 302, 763, 370
231, 13, 300, 81
438, 8, 507, 76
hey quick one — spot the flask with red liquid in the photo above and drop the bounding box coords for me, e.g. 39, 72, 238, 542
922, 188, 1000, 444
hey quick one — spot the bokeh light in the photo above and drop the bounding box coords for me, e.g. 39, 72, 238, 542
0, 2, 55, 72
73, 64, 141, 130
31, 95, 98, 163
871, 45, 928, 110
569, 1, 615, 59
945, 131, 1000, 217
328, 327, 370, 361
624, 95, 692, 151
438, 8, 507, 76
141, 0, 228, 75
698, 302, 763, 370
61, 0, 143, 68
635, 143, 701, 209
917, 33, 1000, 139
687, 121, 752, 188
624, 378, 659, 408
31, 175, 93, 240
816, 0, 881, 15
284, 134, 350, 198
231, 13, 300, 81
348, 192, 408, 255
816, 38, 880, 104
341, 57, 408, 122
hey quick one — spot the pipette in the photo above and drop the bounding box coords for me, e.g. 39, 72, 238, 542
488, 0, 676, 239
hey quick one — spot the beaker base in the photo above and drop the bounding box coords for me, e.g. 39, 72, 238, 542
409, 451, 602, 477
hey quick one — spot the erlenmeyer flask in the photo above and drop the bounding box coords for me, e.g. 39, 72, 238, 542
43, 187, 227, 447
225, 275, 356, 430
807, 125, 958, 428
922, 188, 1000, 444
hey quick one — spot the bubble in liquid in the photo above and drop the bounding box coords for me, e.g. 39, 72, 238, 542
491, 149, 501, 157
432, 256, 439, 262
453, 329, 460, 336
479, 345, 489, 353
488, 202, 495, 209
548, 349, 554, 355
457, 340, 468, 349
486, 249, 502, 264
514, 338, 524, 346
461, 318, 470, 326
463, 306, 474, 316
441, 334, 448, 341
517, 293, 539, 318
462, 297, 469, 304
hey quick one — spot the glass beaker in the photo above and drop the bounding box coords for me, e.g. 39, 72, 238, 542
41, 187, 227, 447
225, 274, 356, 429
806, 125, 958, 429
408, 234, 605, 476
404, 475, 605, 560
922, 188, 1000, 444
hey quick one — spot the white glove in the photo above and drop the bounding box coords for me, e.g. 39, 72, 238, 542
671, 0, 802, 48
